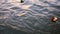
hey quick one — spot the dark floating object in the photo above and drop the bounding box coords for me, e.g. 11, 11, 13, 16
50, 16, 58, 22
20, 0, 24, 3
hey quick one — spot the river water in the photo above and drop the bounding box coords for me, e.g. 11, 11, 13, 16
0, 0, 60, 34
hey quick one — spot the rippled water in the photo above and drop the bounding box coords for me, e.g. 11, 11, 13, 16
0, 0, 60, 34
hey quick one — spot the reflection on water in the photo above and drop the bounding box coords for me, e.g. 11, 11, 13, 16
0, 0, 60, 34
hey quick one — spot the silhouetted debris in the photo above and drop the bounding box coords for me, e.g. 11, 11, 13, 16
20, 0, 24, 3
